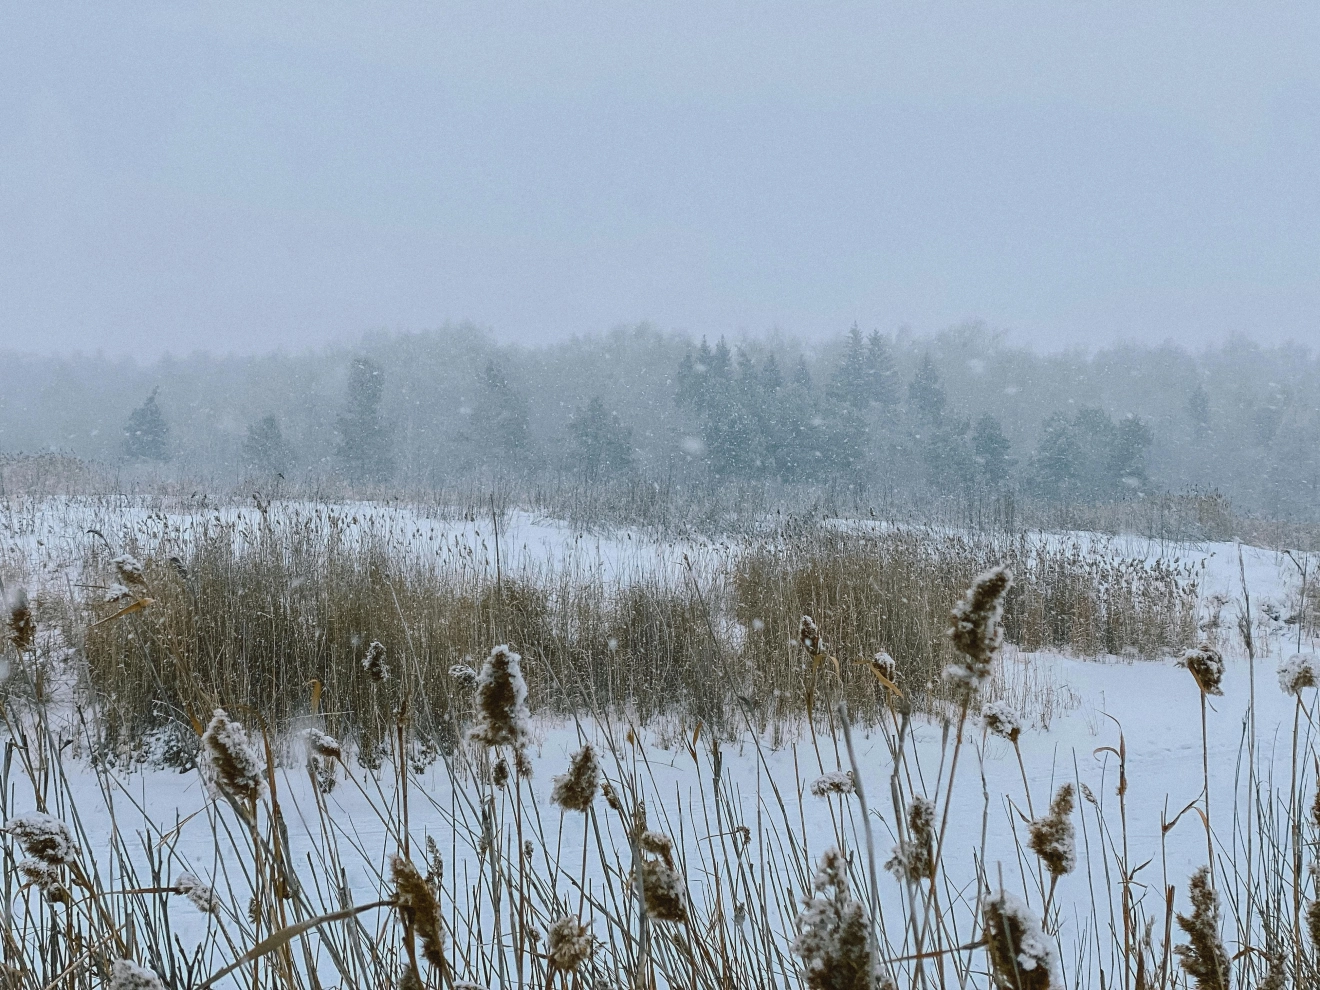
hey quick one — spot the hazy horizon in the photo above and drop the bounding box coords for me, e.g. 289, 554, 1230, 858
5, 3, 1320, 358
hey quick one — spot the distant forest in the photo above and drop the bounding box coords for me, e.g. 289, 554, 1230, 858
2, 323, 1318, 521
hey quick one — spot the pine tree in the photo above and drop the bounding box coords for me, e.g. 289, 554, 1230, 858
242, 415, 290, 476
123, 388, 170, 461
569, 397, 633, 480
908, 355, 947, 423
832, 324, 870, 406
335, 358, 394, 483
971, 414, 1012, 484
865, 330, 899, 409
477, 361, 532, 464
1187, 383, 1211, 439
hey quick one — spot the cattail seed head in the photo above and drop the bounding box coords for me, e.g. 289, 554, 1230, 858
982, 700, 1022, 743
885, 795, 936, 883
1174, 866, 1230, 990
1278, 654, 1320, 696
492, 757, 510, 789
798, 615, 822, 655
551, 744, 600, 812
448, 662, 478, 688
1028, 784, 1076, 879
636, 855, 687, 922
111, 554, 146, 589
982, 889, 1059, 989
945, 567, 1013, 700
792, 846, 874, 990
871, 651, 897, 682
201, 709, 267, 809
1180, 645, 1225, 697
810, 771, 855, 797
306, 728, 341, 759
174, 872, 219, 914
469, 645, 531, 749
5, 812, 79, 866
7, 588, 34, 653
362, 641, 390, 681
17, 859, 70, 903
391, 855, 446, 968
109, 959, 166, 990
546, 914, 594, 972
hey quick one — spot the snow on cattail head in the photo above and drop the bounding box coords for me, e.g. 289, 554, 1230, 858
391, 855, 446, 969
792, 846, 874, 990
546, 914, 594, 973
18, 858, 69, 903
5, 812, 79, 866
449, 662, 479, 688
885, 795, 935, 884
362, 641, 389, 682
109, 959, 166, 990
810, 771, 855, 797
798, 615, 822, 655
945, 567, 1013, 699
112, 554, 146, 588
201, 709, 267, 809
982, 700, 1022, 743
7, 587, 34, 653
1278, 654, 1320, 696
550, 744, 600, 813
1174, 866, 1230, 990
306, 728, 342, 760
1028, 784, 1076, 879
637, 853, 687, 922
982, 890, 1059, 990
870, 651, 897, 682
469, 645, 531, 749
174, 872, 219, 914
1180, 644, 1225, 697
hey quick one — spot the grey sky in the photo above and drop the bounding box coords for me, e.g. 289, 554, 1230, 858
4, 2, 1319, 357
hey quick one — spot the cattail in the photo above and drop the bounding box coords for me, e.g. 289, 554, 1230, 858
982, 889, 1059, 990
1028, 784, 1076, 879
109, 959, 165, 990
469, 645, 531, 749
515, 745, 534, 779
792, 846, 873, 990
546, 914, 594, 972
1278, 654, 1320, 695
17, 859, 69, 903
5, 812, 79, 866
636, 855, 687, 922
362, 641, 390, 681
425, 835, 444, 895
551, 744, 600, 812
306, 728, 341, 759
7, 588, 34, 652
201, 709, 267, 809
492, 757, 511, 789
112, 554, 146, 589
601, 779, 623, 812
448, 662, 478, 688
1308, 872, 1320, 952
885, 795, 935, 883
871, 651, 897, 682
945, 567, 1013, 700
810, 771, 855, 797
982, 700, 1022, 743
1180, 645, 1225, 697
174, 872, 219, 914
391, 855, 445, 968
1174, 866, 1230, 990
799, 615, 823, 655
105, 583, 133, 604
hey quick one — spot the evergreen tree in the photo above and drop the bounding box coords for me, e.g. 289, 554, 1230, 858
1033, 412, 1084, 501
832, 324, 870, 406
865, 330, 900, 409
335, 358, 394, 482
242, 414, 290, 476
123, 388, 170, 461
792, 356, 813, 390
1109, 414, 1153, 492
908, 355, 947, 423
568, 396, 633, 480
1187, 383, 1211, 439
971, 414, 1012, 484
476, 361, 532, 464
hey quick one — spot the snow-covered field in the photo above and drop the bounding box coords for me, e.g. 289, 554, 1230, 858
1, 494, 1316, 987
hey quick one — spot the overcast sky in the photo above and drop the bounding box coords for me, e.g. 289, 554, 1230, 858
3, 2, 1319, 357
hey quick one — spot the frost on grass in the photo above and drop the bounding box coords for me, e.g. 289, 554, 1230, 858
469, 645, 531, 750
1278, 654, 1320, 696
5, 812, 79, 866
201, 709, 267, 809
1180, 644, 1225, 697
792, 847, 874, 990
810, 771, 855, 797
885, 795, 935, 884
1175, 866, 1230, 990
982, 700, 1022, 743
945, 566, 1012, 701
982, 889, 1059, 990
174, 872, 219, 914
550, 744, 599, 812
546, 914, 594, 972
109, 959, 165, 990
1027, 784, 1076, 880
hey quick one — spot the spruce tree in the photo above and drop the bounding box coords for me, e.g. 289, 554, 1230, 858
242, 414, 290, 476
569, 397, 633, 480
123, 388, 170, 461
908, 355, 947, 423
335, 357, 394, 483
971, 414, 1012, 484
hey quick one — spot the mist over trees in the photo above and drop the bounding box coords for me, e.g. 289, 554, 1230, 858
2, 322, 1318, 521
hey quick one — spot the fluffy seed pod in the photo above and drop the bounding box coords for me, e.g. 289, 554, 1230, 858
1174, 866, 1229, 990
982, 700, 1022, 744
798, 615, 822, 655
362, 641, 390, 681
1180, 644, 1225, 697
109, 959, 166, 990
306, 728, 342, 759
469, 645, 531, 749
174, 872, 219, 914
550, 745, 600, 812
201, 709, 267, 809
7, 588, 34, 653
546, 914, 594, 972
1028, 784, 1076, 879
636, 855, 687, 922
792, 847, 874, 990
945, 567, 1013, 700
449, 662, 478, 688
17, 858, 70, 903
885, 795, 936, 884
492, 757, 511, 789
810, 771, 855, 797
1278, 654, 1320, 696
391, 855, 445, 968
982, 889, 1059, 989
112, 555, 146, 589
5, 812, 79, 866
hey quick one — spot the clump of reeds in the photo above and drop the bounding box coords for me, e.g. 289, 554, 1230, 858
550, 744, 599, 812
792, 846, 874, 990
1174, 866, 1230, 990
982, 889, 1059, 990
